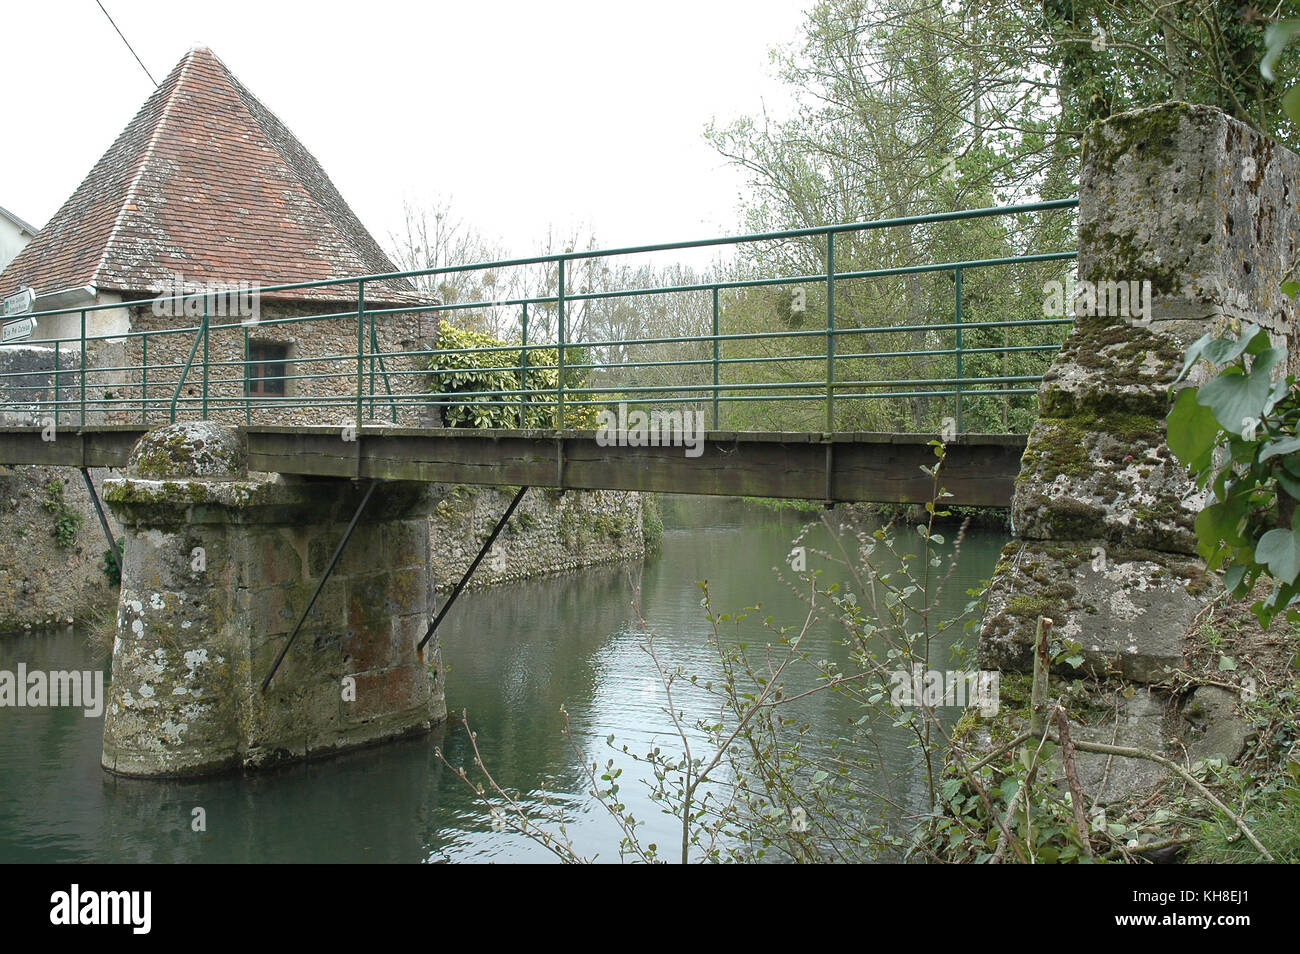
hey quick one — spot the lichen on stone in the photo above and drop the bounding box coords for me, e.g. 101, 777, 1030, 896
128, 422, 247, 480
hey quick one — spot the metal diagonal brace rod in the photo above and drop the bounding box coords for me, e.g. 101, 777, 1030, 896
169, 305, 207, 423
418, 485, 529, 652
80, 468, 120, 573
261, 479, 380, 692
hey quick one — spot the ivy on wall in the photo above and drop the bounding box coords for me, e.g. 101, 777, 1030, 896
41, 478, 82, 549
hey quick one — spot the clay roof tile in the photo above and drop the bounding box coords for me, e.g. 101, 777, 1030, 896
0, 47, 422, 307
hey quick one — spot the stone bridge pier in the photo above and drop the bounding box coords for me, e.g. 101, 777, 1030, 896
100, 422, 446, 777
981, 101, 1299, 677
977, 102, 1300, 797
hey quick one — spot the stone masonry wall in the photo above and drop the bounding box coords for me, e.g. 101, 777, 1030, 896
429, 485, 645, 588
0, 338, 126, 427
112, 300, 437, 427
0, 343, 69, 425
0, 464, 118, 630
0, 344, 126, 631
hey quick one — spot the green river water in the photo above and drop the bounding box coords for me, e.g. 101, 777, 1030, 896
0, 496, 1006, 862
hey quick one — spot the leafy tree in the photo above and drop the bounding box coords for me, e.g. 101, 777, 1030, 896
701, 0, 1300, 435
703, 1, 1077, 433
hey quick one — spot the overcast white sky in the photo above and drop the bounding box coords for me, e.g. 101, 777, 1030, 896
1, 0, 807, 264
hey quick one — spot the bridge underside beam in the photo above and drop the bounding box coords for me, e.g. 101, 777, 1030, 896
245, 427, 1025, 506
0, 426, 146, 468
0, 427, 1026, 506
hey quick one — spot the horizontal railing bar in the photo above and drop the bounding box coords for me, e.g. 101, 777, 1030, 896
0, 198, 1078, 438
401, 250, 1079, 315
1, 199, 1078, 325
347, 199, 1080, 286
5, 382, 1041, 415
9, 290, 1073, 357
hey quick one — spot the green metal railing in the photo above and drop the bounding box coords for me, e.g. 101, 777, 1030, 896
0, 199, 1078, 436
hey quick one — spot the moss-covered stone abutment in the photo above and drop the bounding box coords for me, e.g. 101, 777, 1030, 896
100, 422, 445, 777
975, 103, 1300, 803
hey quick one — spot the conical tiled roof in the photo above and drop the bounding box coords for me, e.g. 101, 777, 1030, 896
0, 47, 418, 305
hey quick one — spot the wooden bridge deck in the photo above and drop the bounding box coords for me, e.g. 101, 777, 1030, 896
0, 426, 1027, 506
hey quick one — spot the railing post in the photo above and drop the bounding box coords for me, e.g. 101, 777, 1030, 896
368, 307, 377, 418
711, 286, 720, 430
557, 260, 566, 430
356, 281, 366, 432
169, 304, 208, 424
1002, 312, 1010, 431
519, 303, 529, 427
365, 310, 395, 424
79, 311, 86, 427
201, 297, 209, 419
243, 326, 251, 426
954, 266, 964, 435
826, 231, 835, 433
141, 336, 147, 424
53, 341, 60, 430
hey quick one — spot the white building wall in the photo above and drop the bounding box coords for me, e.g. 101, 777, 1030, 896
0, 217, 32, 273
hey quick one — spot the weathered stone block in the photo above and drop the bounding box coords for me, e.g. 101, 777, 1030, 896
347, 666, 428, 724
342, 615, 406, 674
122, 526, 232, 594
980, 541, 1215, 682
384, 518, 429, 569
1079, 103, 1300, 344
392, 614, 430, 656
238, 582, 346, 642
1057, 689, 1172, 804
248, 530, 305, 586
1013, 416, 1200, 554
336, 522, 394, 576
1036, 315, 1194, 422
1184, 685, 1255, 765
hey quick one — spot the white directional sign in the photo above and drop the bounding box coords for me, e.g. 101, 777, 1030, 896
1, 316, 37, 343
2, 288, 34, 317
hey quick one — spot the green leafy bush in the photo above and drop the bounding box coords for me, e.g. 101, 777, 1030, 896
427, 325, 599, 428
41, 478, 81, 549
640, 494, 663, 553
1166, 324, 1300, 627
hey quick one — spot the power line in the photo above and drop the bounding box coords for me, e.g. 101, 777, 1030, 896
95, 1, 158, 87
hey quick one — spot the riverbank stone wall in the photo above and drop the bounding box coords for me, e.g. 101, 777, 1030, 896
429, 484, 645, 589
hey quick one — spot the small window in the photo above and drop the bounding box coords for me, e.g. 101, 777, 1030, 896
248, 342, 290, 396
